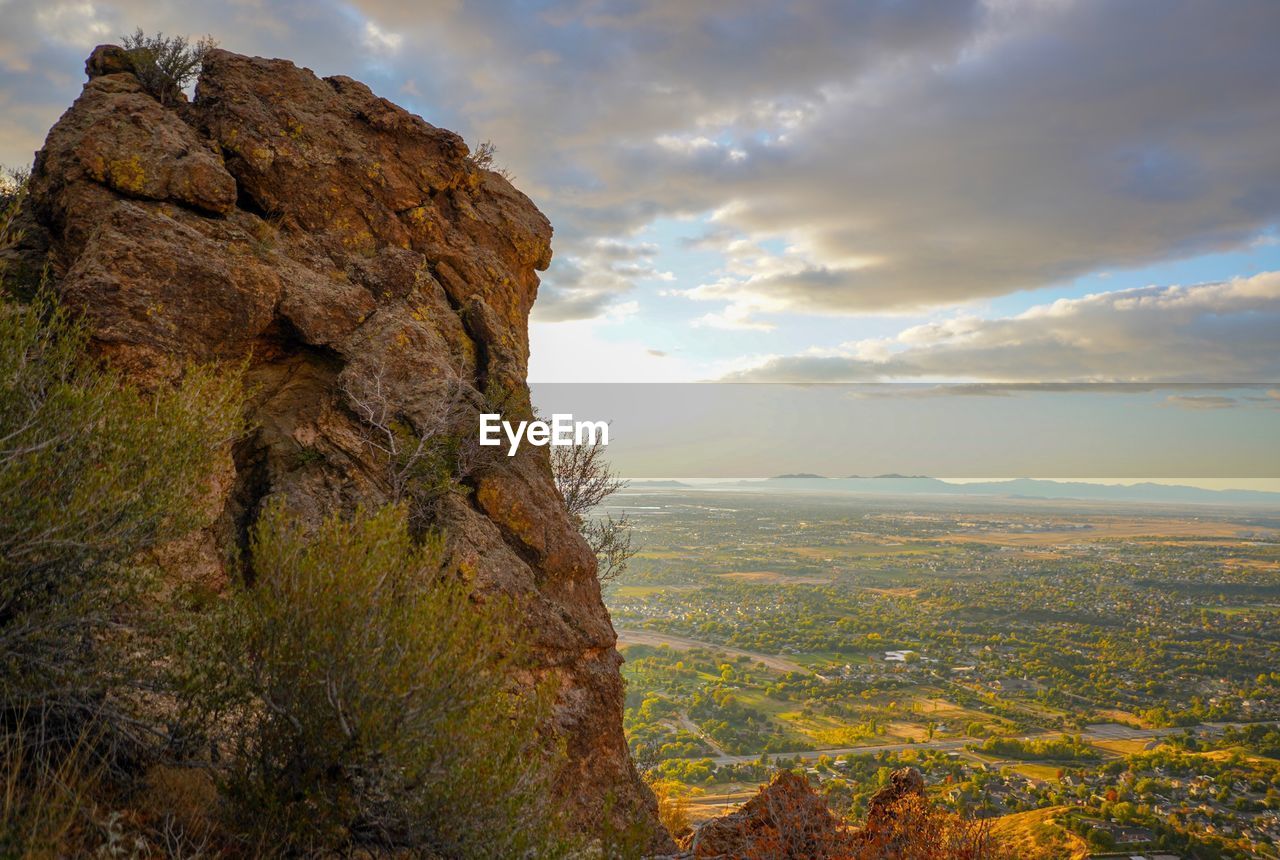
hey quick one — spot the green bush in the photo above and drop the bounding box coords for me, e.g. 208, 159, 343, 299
121, 29, 217, 105
186, 500, 568, 857
0, 288, 245, 757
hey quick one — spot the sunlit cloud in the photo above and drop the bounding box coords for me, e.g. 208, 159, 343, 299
728, 271, 1280, 382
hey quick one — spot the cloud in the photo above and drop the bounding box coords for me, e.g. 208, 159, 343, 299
3, 0, 1279, 328
649, 1, 1280, 313
362, 21, 402, 54
360, 0, 1278, 317
533, 237, 671, 321
528, 318, 697, 383
726, 271, 1280, 382
1164, 395, 1237, 410
693, 305, 775, 332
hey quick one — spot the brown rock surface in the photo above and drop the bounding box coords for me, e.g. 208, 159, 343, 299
12, 46, 669, 853
862, 765, 927, 836
682, 770, 847, 859
679, 767, 931, 860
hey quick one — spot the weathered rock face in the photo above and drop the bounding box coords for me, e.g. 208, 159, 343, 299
15, 46, 669, 852
677, 767, 929, 860
681, 770, 848, 859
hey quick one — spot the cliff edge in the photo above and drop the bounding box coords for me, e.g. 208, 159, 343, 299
10, 45, 669, 852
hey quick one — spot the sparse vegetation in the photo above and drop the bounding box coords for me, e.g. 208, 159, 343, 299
343, 364, 486, 530
849, 792, 995, 860
551, 440, 636, 582
121, 29, 217, 105
0, 287, 245, 764
183, 500, 566, 857
0, 722, 101, 858
0, 164, 30, 248
465, 140, 515, 181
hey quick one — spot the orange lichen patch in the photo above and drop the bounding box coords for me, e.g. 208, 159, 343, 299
107, 155, 147, 193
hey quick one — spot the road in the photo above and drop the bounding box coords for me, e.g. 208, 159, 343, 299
615, 628, 810, 675
676, 713, 728, 758
691, 720, 1280, 767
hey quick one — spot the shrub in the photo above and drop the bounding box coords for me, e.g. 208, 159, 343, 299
0, 288, 245, 761
647, 778, 694, 840
185, 500, 567, 857
550, 438, 636, 583
850, 793, 994, 859
0, 165, 28, 232
465, 140, 514, 181
342, 365, 485, 532
121, 29, 217, 105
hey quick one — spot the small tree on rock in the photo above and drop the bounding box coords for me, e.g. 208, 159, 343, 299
121, 29, 217, 105
550, 440, 635, 583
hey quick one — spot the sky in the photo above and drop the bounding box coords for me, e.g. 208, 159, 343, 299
2, 0, 1278, 479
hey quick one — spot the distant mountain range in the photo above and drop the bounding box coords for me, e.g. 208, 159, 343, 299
626, 476, 1280, 506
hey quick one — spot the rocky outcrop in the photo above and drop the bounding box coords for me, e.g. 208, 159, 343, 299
12, 46, 669, 852
862, 766, 927, 837
682, 770, 848, 859
679, 767, 929, 859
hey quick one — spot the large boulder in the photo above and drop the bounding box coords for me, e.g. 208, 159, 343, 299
683, 770, 848, 859
14, 46, 669, 853
679, 767, 931, 860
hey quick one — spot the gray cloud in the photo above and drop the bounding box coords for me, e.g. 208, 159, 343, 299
4, 0, 1279, 321
531, 238, 671, 321
727, 271, 1280, 382
663, 1, 1280, 314
1164, 395, 1237, 410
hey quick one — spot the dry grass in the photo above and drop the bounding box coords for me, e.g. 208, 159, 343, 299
1089, 738, 1153, 755
684, 786, 762, 824
987, 806, 1088, 859
1091, 708, 1147, 727
0, 729, 100, 857
137, 765, 219, 850
857, 586, 923, 597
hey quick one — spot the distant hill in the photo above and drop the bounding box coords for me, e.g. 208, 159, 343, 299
691, 475, 1280, 506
